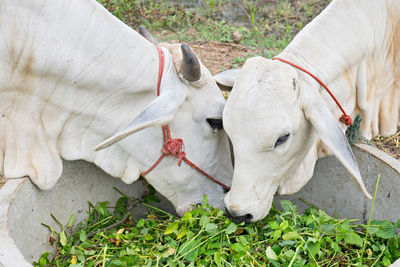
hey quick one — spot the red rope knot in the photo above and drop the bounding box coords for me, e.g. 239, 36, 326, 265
162, 138, 186, 166
340, 114, 352, 126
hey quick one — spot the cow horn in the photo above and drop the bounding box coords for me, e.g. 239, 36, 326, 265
139, 25, 159, 45
179, 44, 201, 82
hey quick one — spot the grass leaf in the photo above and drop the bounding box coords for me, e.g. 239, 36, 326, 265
280, 200, 297, 213
344, 231, 363, 247
266, 246, 278, 260
79, 230, 87, 242
67, 214, 76, 227
224, 222, 237, 234
59, 231, 68, 246
282, 231, 301, 240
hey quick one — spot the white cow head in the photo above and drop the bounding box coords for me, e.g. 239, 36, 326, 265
95, 29, 232, 216
218, 57, 371, 222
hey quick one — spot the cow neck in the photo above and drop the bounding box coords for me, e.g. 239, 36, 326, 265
272, 57, 352, 126
141, 47, 231, 191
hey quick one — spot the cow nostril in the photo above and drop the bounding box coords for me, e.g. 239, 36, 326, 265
244, 213, 253, 221
228, 212, 253, 224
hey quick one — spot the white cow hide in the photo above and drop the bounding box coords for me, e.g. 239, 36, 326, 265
0, 0, 233, 215
218, 0, 399, 221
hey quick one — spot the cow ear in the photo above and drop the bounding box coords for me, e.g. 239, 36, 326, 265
214, 69, 239, 91
95, 91, 186, 151
302, 93, 372, 199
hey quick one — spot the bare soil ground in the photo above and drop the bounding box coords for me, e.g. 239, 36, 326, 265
190, 41, 252, 74
174, 40, 258, 75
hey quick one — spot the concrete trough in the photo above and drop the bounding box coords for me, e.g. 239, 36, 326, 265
0, 144, 399, 266
0, 160, 175, 266
275, 143, 400, 223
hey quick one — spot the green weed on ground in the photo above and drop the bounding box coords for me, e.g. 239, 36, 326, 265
95, 0, 332, 72
97, 0, 330, 53
35, 193, 400, 266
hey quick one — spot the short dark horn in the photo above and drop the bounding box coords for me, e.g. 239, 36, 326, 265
138, 25, 158, 45
180, 44, 201, 82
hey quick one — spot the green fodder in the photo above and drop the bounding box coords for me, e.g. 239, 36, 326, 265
35, 194, 400, 267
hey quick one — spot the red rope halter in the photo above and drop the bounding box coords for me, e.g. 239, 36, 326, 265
141, 47, 231, 191
272, 57, 352, 126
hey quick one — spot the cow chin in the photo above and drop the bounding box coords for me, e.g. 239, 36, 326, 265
248, 198, 273, 222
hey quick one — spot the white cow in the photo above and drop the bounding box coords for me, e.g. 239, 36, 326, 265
0, 0, 233, 216
217, 0, 399, 222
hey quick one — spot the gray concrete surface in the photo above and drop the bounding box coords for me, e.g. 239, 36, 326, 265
0, 179, 31, 267
275, 144, 400, 223
0, 144, 399, 266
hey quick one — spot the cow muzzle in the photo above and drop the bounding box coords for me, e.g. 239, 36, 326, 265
224, 189, 275, 222
225, 208, 253, 223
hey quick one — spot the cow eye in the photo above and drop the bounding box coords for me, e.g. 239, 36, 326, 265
275, 133, 290, 148
207, 118, 223, 130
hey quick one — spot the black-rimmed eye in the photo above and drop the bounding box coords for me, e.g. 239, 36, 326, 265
275, 133, 290, 148
207, 118, 223, 130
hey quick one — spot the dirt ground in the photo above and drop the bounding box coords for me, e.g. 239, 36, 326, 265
169, 40, 259, 75
190, 41, 254, 74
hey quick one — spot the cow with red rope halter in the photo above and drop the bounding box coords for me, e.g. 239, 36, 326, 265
0, 0, 232, 217
215, 0, 399, 222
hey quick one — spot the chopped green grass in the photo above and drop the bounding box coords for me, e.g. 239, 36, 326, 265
35, 193, 400, 266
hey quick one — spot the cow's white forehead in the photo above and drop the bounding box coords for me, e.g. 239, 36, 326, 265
232, 57, 299, 105
225, 57, 301, 138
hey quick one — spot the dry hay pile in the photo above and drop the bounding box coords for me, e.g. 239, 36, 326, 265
372, 128, 400, 160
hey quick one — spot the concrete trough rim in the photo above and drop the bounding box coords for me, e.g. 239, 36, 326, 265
355, 143, 400, 175
0, 178, 31, 267
0, 145, 400, 266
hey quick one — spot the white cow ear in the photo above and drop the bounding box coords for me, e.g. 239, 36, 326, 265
213, 69, 239, 91
303, 94, 372, 199
95, 91, 186, 151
